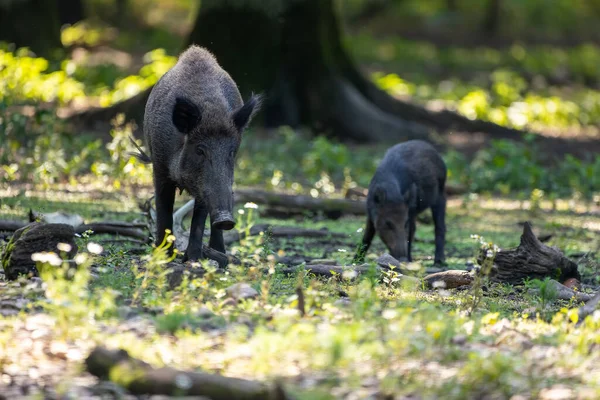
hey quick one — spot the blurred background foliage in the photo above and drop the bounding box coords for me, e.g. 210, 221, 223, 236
0, 0, 599, 202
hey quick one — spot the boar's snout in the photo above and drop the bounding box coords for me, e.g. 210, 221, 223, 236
211, 210, 235, 231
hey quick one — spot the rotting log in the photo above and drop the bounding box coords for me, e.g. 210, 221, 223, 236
486, 222, 580, 285
85, 346, 290, 400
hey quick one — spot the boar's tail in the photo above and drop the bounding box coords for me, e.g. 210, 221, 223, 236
128, 136, 151, 164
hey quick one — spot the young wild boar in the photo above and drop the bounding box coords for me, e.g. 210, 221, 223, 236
354, 140, 447, 265
142, 45, 261, 261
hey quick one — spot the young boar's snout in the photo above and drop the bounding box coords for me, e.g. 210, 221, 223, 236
211, 210, 235, 230
390, 238, 409, 262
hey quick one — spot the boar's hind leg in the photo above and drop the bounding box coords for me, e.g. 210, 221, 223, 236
208, 217, 226, 254
431, 194, 447, 265
155, 176, 176, 254
407, 215, 417, 262
184, 200, 209, 262
353, 217, 375, 263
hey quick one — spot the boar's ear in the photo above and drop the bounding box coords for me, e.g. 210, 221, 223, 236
404, 183, 418, 209
173, 97, 201, 134
233, 93, 263, 131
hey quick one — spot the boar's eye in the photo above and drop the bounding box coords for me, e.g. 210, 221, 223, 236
196, 145, 207, 157
229, 149, 237, 159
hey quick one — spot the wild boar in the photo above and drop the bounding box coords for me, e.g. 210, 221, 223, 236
141, 45, 262, 261
354, 140, 447, 265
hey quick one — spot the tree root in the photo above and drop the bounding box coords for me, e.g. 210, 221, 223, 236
487, 222, 580, 284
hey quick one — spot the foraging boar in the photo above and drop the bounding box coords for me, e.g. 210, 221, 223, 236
142, 45, 261, 261
354, 140, 447, 265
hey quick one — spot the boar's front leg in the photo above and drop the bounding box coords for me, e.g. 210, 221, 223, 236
353, 217, 376, 263
431, 194, 447, 265
183, 199, 209, 262
208, 216, 226, 254
155, 173, 176, 254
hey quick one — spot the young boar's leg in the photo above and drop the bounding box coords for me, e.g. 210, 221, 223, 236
183, 200, 209, 262
407, 215, 417, 262
154, 173, 177, 252
208, 218, 226, 254
431, 194, 447, 264
353, 217, 376, 263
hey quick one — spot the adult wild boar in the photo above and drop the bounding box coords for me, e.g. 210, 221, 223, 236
354, 140, 447, 265
141, 45, 261, 261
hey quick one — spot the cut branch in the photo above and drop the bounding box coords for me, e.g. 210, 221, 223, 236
85, 346, 290, 399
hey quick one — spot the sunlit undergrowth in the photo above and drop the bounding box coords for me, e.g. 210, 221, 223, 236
2, 104, 599, 201
349, 34, 600, 132
0, 43, 175, 107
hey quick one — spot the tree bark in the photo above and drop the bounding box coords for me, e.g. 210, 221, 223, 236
482, 0, 501, 37
58, 0, 84, 26
0, 0, 62, 56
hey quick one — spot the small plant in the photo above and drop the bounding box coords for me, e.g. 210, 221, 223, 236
35, 243, 116, 338
463, 234, 500, 316
524, 277, 559, 314
131, 230, 177, 308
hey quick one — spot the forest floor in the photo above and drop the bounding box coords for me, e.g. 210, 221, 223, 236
0, 184, 599, 399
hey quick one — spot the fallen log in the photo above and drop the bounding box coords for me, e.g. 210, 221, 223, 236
85, 346, 290, 400
75, 223, 149, 241
0, 220, 27, 231
344, 183, 466, 200
487, 222, 580, 285
234, 189, 366, 216
0, 219, 149, 241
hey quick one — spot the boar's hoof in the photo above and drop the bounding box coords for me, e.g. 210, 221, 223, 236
211, 211, 235, 231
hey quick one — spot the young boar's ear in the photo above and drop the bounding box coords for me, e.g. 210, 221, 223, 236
173, 97, 201, 134
233, 93, 263, 131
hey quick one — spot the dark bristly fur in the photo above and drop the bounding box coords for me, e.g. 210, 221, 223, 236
354, 140, 447, 265
141, 45, 262, 262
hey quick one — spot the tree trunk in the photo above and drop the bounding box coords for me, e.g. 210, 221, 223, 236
482, 0, 501, 37
0, 0, 62, 56
58, 0, 84, 26
71, 0, 527, 143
